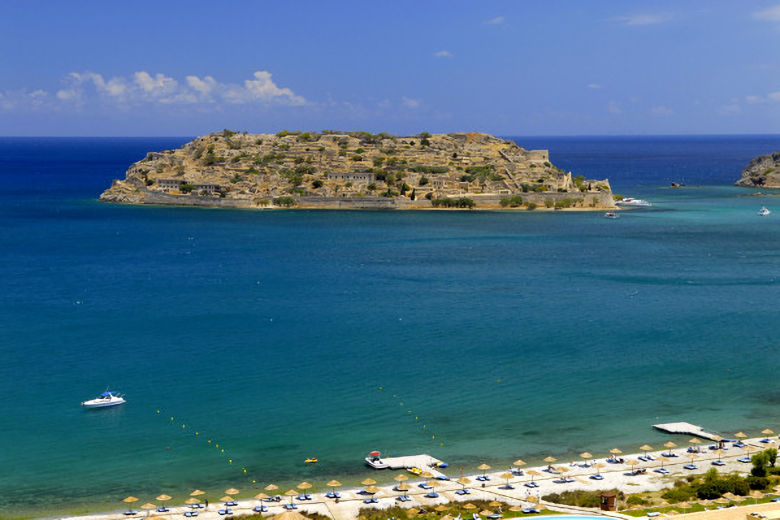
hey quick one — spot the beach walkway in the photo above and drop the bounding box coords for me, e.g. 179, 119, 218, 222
61, 435, 778, 520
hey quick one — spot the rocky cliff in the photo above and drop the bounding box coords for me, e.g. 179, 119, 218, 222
735, 151, 780, 188
100, 130, 615, 210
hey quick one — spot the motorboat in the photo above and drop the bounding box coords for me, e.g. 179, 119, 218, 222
81, 389, 125, 408
365, 451, 389, 469
407, 466, 423, 476
759, 206, 771, 216
616, 197, 652, 207
304, 458, 318, 464
604, 211, 618, 219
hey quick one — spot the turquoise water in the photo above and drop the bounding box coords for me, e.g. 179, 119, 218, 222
1, 136, 779, 518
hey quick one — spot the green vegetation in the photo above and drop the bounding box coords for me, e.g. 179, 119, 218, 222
613, 194, 624, 201
246, 167, 259, 175
554, 197, 583, 209
180, 183, 195, 193
419, 131, 431, 147
311, 179, 323, 189
272, 196, 297, 207
751, 447, 778, 476
409, 165, 449, 174
431, 197, 476, 208
660, 463, 778, 502
526, 202, 537, 210
230, 173, 244, 183
351, 154, 363, 161
543, 489, 623, 508
418, 175, 429, 186
500, 195, 524, 207
573, 174, 586, 191
356, 501, 553, 520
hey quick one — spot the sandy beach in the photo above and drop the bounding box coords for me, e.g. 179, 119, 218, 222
56, 436, 780, 520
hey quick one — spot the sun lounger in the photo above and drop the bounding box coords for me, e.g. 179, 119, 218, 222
184, 512, 199, 517
511, 469, 524, 476
712, 460, 726, 466
654, 468, 670, 474
638, 456, 648, 462
522, 508, 540, 514
253, 506, 268, 512
590, 474, 604, 480
297, 494, 307, 501
683, 464, 698, 470
647, 512, 661, 518
771, 498, 780, 502
734, 441, 746, 448
419, 483, 432, 489
487, 515, 502, 520
500, 484, 515, 490
284, 503, 297, 510
661, 451, 677, 457
157, 507, 170, 512
435, 475, 450, 480
218, 509, 233, 516
738, 457, 752, 463
226, 501, 238, 507
425, 492, 439, 498
472, 513, 481, 520
123, 510, 138, 516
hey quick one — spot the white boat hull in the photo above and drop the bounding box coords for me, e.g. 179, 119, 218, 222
365, 457, 389, 469
82, 397, 125, 408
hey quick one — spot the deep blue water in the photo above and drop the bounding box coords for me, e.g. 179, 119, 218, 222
1, 135, 779, 518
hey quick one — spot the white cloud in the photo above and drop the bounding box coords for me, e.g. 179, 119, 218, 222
607, 101, 622, 115
753, 5, 780, 21
587, 83, 602, 89
433, 50, 453, 58
47, 69, 306, 109
744, 91, 780, 104
718, 103, 742, 115
611, 13, 671, 26
134, 72, 178, 96
186, 75, 217, 97
241, 71, 306, 105
401, 97, 421, 109
484, 16, 505, 25
651, 105, 674, 115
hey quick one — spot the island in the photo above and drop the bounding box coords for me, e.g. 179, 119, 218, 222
100, 130, 616, 210
735, 151, 780, 188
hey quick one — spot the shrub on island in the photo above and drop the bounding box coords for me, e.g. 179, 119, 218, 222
431, 197, 476, 208
272, 196, 297, 207
500, 195, 524, 207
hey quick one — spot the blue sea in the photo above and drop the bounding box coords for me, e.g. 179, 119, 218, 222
1, 135, 779, 519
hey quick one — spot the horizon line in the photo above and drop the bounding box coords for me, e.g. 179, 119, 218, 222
1, 132, 779, 139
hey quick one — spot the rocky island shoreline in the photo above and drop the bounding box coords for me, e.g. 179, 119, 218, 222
735, 151, 780, 188
100, 130, 616, 210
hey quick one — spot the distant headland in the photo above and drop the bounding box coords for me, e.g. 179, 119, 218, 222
735, 151, 780, 188
100, 130, 616, 210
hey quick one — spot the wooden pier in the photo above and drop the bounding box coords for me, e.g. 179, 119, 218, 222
376, 454, 447, 477
653, 422, 721, 440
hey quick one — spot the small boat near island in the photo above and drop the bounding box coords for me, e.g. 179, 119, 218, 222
759, 206, 771, 216
81, 389, 125, 408
616, 197, 652, 207
604, 211, 618, 219
365, 451, 389, 469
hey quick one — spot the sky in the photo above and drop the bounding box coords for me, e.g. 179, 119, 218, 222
1, 0, 779, 136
